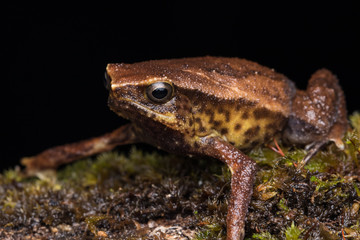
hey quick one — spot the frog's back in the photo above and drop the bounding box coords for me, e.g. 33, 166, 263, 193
168, 57, 296, 149
111, 56, 295, 114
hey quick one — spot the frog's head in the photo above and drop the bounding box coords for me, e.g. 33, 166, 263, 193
105, 62, 194, 134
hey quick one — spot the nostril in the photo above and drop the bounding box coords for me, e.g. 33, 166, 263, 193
104, 71, 111, 90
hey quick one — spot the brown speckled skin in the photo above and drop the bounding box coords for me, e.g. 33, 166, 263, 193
22, 57, 348, 240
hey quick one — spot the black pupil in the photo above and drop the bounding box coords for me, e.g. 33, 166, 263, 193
152, 88, 168, 99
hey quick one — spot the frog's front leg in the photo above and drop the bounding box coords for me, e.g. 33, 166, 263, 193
22, 124, 139, 173
198, 136, 256, 240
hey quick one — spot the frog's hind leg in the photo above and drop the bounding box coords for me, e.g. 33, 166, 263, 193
22, 124, 139, 174
284, 69, 348, 166
307, 69, 348, 147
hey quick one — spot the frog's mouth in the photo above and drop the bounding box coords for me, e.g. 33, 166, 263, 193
108, 97, 176, 126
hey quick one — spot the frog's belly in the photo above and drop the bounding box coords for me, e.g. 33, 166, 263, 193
225, 108, 286, 149
195, 104, 287, 149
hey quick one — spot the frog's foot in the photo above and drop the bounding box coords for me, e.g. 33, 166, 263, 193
21, 124, 138, 174
199, 137, 256, 240
299, 122, 346, 168
284, 69, 348, 168
298, 140, 328, 168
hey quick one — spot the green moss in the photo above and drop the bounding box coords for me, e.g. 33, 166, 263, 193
252, 231, 279, 240
310, 174, 344, 192
1, 113, 360, 239
284, 222, 303, 240
194, 222, 224, 240
277, 198, 289, 212
350, 111, 360, 134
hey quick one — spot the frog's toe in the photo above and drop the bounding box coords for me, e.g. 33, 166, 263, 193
299, 135, 345, 169
327, 122, 347, 150
299, 140, 328, 168
331, 137, 345, 150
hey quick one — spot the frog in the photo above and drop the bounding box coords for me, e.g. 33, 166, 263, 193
22, 56, 348, 240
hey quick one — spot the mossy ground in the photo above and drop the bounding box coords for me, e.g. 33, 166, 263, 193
1, 113, 360, 239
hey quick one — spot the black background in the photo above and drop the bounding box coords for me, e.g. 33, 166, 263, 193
3, 2, 359, 170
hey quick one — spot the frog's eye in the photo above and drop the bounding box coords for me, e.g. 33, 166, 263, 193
146, 82, 174, 103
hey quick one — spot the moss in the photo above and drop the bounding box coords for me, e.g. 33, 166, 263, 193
349, 112, 360, 134
252, 231, 279, 240
284, 222, 303, 240
1, 113, 360, 239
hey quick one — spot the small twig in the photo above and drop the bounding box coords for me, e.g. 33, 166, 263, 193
267, 138, 285, 157
273, 138, 285, 157
215, 181, 230, 200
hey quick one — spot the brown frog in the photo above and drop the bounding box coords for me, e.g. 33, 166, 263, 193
22, 56, 348, 240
